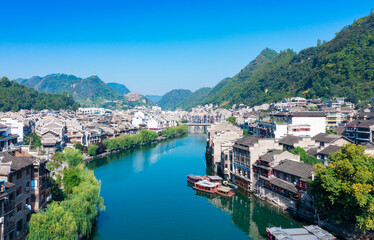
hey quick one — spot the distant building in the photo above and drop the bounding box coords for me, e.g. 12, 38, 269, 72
0, 124, 18, 153
251, 112, 326, 139
230, 136, 281, 191
345, 120, 374, 144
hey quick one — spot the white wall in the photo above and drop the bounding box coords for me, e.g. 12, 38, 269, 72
291, 116, 326, 137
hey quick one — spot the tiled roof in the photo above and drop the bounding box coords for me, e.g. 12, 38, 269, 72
234, 135, 259, 147
318, 145, 341, 155
260, 149, 284, 162
269, 178, 298, 193
346, 120, 374, 127
312, 133, 342, 143
273, 160, 314, 179
278, 135, 302, 146
0, 153, 33, 171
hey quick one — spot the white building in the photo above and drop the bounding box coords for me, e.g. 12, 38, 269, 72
254, 112, 326, 139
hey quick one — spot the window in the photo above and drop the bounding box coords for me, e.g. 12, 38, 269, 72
26, 168, 29, 175
26, 182, 30, 193
16, 203, 22, 213
17, 171, 22, 180
16, 186, 22, 197
8, 175, 13, 183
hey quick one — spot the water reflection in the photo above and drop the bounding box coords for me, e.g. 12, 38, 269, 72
86, 136, 185, 171
190, 186, 303, 239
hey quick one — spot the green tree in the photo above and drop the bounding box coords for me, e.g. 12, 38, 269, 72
243, 129, 250, 135
62, 167, 82, 194
24, 133, 42, 150
310, 144, 374, 231
64, 148, 83, 167
27, 202, 78, 240
289, 147, 321, 165
326, 128, 338, 134
87, 144, 99, 156
0, 77, 11, 88
226, 116, 236, 125
139, 129, 158, 143
74, 142, 84, 151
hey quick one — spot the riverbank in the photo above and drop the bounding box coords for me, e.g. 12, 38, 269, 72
83, 131, 187, 162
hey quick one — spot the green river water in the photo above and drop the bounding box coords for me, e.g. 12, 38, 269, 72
87, 135, 303, 240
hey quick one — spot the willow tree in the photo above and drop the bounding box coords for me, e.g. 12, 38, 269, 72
27, 202, 78, 240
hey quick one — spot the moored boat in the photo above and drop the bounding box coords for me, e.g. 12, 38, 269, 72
187, 174, 203, 184
207, 175, 222, 185
216, 185, 235, 197
193, 180, 220, 194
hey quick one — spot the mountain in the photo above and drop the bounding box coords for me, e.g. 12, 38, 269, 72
198, 12, 374, 108
177, 87, 212, 110
157, 89, 192, 110
15, 74, 120, 103
145, 95, 163, 104
107, 82, 130, 95
0, 77, 79, 111
201, 48, 278, 107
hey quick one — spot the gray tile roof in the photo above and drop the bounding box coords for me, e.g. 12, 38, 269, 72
273, 160, 314, 179
306, 147, 318, 156
278, 135, 302, 146
260, 149, 285, 162
0, 153, 34, 172
269, 178, 298, 193
363, 142, 374, 149
312, 133, 341, 143
289, 111, 326, 117
318, 145, 341, 155
234, 135, 259, 147
346, 119, 374, 128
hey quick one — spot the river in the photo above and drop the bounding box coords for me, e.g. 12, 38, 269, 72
87, 135, 303, 240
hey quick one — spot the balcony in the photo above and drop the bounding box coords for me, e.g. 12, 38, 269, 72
4, 221, 14, 237
4, 201, 15, 215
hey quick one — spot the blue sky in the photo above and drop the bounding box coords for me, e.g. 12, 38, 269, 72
0, 0, 373, 95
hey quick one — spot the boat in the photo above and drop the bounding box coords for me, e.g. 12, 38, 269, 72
187, 174, 203, 184
193, 180, 220, 194
207, 175, 222, 185
216, 185, 235, 197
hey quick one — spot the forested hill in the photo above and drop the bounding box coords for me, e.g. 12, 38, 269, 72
157, 89, 192, 110
195, 12, 374, 108
15, 74, 120, 103
107, 82, 131, 95
202, 48, 278, 106
0, 77, 79, 111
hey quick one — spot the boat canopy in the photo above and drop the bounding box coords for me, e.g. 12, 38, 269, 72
187, 174, 202, 180
195, 180, 219, 188
208, 175, 222, 181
